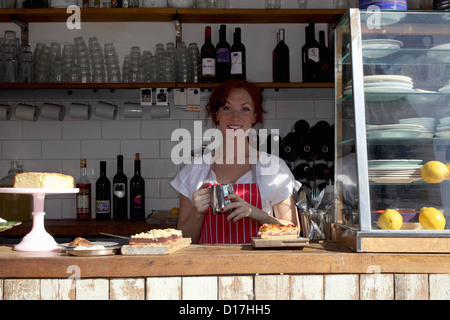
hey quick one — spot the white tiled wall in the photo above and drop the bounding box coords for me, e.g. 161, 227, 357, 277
0, 94, 334, 219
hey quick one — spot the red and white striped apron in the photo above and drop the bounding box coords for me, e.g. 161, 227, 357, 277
199, 166, 262, 244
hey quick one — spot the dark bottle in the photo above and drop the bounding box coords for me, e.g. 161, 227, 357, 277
302, 23, 320, 82
318, 30, 331, 82
272, 28, 290, 83
201, 26, 216, 83
130, 153, 145, 221
113, 155, 128, 220
76, 159, 91, 220
95, 161, 111, 220
216, 24, 231, 82
230, 27, 246, 80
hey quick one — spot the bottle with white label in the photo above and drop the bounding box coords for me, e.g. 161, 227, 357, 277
201, 26, 216, 82
113, 155, 128, 220
302, 22, 320, 82
76, 159, 91, 220
230, 27, 246, 80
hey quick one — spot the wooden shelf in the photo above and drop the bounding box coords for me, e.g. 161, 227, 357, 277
0, 8, 345, 24
0, 82, 334, 89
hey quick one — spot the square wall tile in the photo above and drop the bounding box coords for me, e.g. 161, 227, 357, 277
23, 122, 62, 140
142, 120, 180, 140
63, 121, 102, 140
82, 140, 120, 159
2, 141, 41, 160
42, 140, 81, 159
102, 120, 141, 139
0, 121, 22, 140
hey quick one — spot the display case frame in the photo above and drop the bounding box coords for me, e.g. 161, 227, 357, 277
333, 9, 450, 253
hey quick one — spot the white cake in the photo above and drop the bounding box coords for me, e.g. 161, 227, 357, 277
14, 172, 74, 189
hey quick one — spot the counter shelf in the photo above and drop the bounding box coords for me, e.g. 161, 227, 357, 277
0, 188, 79, 252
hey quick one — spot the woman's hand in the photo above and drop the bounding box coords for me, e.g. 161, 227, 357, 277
223, 193, 263, 223
192, 182, 211, 214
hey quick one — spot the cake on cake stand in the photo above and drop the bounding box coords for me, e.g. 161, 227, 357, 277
0, 188, 79, 252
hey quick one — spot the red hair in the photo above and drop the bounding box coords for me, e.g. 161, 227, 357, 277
206, 79, 266, 125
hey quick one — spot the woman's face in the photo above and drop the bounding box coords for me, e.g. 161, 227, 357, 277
215, 88, 257, 135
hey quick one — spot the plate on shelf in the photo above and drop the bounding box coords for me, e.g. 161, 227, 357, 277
363, 75, 413, 85
367, 128, 422, 139
368, 159, 423, 167
407, 90, 443, 105
369, 177, 423, 184
366, 124, 425, 131
434, 131, 450, 138
360, 39, 403, 59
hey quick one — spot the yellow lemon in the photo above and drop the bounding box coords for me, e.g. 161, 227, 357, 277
421, 161, 449, 183
378, 209, 403, 230
419, 207, 446, 230
170, 207, 180, 215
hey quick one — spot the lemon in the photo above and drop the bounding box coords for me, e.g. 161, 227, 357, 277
421, 161, 449, 183
419, 207, 446, 230
170, 207, 180, 215
378, 209, 403, 230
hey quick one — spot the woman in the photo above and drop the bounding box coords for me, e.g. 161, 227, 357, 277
170, 79, 299, 244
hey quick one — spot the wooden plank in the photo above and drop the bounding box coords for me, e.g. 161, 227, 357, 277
110, 278, 145, 300
360, 274, 394, 300
146, 277, 182, 300
290, 275, 324, 300
75, 279, 109, 300
254, 275, 290, 300
3, 279, 40, 300
182, 276, 217, 300
429, 274, 450, 300
324, 275, 359, 300
251, 237, 309, 249
121, 238, 192, 255
360, 237, 450, 253
395, 274, 429, 300
218, 276, 254, 300
41, 279, 75, 300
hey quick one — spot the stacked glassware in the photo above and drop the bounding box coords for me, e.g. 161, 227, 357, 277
74, 36, 91, 83
89, 37, 107, 83
104, 42, 121, 83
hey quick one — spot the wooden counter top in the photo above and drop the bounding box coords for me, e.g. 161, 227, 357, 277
1, 242, 449, 279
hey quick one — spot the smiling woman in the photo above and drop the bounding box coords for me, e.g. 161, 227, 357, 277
170, 79, 300, 244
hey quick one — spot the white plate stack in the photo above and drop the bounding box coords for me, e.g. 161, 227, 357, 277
368, 159, 423, 184
399, 117, 436, 137
435, 117, 450, 138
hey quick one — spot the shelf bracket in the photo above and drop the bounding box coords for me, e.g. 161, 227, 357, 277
173, 14, 182, 45
10, 14, 29, 46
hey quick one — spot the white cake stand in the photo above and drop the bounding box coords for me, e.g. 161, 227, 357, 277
0, 188, 79, 252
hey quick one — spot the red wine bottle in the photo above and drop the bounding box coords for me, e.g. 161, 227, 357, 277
95, 161, 111, 220
302, 23, 320, 82
230, 27, 246, 80
113, 155, 128, 220
130, 153, 145, 221
272, 28, 290, 83
201, 26, 216, 83
318, 30, 331, 82
76, 159, 91, 220
216, 24, 231, 82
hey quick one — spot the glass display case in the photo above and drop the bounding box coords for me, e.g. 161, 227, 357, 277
334, 9, 450, 253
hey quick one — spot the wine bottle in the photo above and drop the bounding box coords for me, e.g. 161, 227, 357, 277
230, 27, 246, 80
272, 28, 290, 83
76, 159, 91, 220
201, 26, 216, 83
95, 161, 111, 220
113, 155, 128, 220
318, 30, 331, 82
130, 153, 145, 221
302, 23, 320, 82
216, 25, 231, 82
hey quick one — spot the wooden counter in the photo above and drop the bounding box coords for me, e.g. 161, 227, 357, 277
0, 242, 449, 300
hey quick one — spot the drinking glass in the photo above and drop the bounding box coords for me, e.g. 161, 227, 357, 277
265, 0, 280, 8
207, 0, 217, 8
334, 0, 349, 9
297, 0, 307, 8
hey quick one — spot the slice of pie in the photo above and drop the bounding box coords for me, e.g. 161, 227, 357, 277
129, 228, 183, 246
258, 223, 299, 239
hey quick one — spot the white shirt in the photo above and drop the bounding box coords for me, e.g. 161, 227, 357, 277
170, 152, 300, 216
